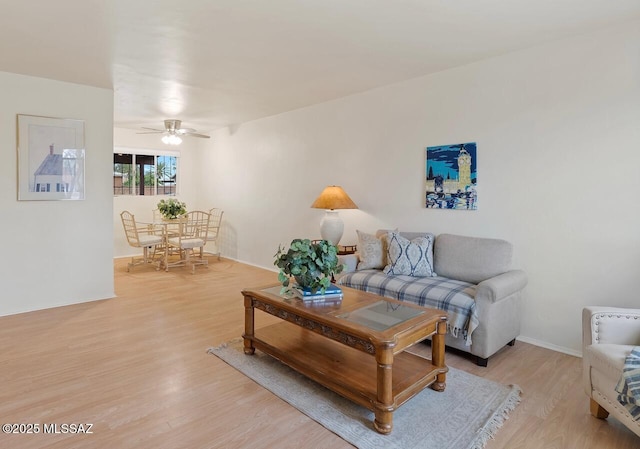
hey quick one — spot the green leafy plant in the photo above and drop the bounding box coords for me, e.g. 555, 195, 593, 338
157, 198, 187, 219
274, 239, 344, 294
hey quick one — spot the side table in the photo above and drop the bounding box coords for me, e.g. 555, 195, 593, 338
310, 240, 357, 255
337, 244, 357, 255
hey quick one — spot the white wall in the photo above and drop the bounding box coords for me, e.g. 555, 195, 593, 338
199, 22, 640, 355
113, 127, 207, 258
0, 71, 114, 316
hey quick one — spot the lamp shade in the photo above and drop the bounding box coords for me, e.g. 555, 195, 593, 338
311, 186, 357, 246
310, 186, 358, 210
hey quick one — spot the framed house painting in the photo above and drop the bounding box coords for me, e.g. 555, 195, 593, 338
425, 142, 477, 210
17, 114, 85, 201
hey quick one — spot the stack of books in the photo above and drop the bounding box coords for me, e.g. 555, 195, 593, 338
293, 284, 343, 301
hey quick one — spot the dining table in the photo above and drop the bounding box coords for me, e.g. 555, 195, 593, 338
151, 217, 185, 270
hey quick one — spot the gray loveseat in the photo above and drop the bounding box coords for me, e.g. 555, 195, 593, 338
336, 231, 528, 366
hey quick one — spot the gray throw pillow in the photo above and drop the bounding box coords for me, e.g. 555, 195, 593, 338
356, 230, 385, 270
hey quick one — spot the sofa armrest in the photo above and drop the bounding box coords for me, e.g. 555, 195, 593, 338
475, 270, 527, 304
337, 254, 359, 274
582, 306, 640, 347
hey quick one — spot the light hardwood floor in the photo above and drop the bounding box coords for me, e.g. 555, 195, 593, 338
0, 258, 637, 448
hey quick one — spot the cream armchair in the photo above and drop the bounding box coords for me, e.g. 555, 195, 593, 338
583, 306, 640, 437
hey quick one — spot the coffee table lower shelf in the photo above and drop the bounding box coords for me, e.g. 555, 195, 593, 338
245, 321, 444, 423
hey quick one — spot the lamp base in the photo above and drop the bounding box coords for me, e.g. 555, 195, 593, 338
319, 210, 344, 246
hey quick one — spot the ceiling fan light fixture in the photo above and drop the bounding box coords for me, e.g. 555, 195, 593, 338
162, 134, 182, 145
138, 119, 210, 143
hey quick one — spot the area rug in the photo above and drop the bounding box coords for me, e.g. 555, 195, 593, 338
208, 339, 521, 449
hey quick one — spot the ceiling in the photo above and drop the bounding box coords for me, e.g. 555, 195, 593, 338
1, 0, 638, 133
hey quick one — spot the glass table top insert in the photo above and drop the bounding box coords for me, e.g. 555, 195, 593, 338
258, 287, 425, 330
337, 300, 425, 331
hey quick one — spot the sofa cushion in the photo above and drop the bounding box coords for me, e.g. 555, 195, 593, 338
434, 233, 512, 284
338, 270, 478, 344
382, 231, 435, 277
356, 230, 386, 270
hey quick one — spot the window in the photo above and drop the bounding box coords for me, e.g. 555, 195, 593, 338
113, 148, 179, 196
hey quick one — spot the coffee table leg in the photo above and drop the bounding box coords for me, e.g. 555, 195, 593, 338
374, 347, 393, 434
243, 295, 255, 355
431, 320, 446, 391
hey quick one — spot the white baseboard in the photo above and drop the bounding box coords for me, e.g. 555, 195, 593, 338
112, 255, 584, 358
114, 254, 278, 273
225, 260, 586, 359
226, 257, 279, 274
517, 335, 582, 358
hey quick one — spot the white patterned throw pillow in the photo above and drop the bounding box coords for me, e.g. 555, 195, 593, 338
382, 232, 436, 277
356, 230, 385, 270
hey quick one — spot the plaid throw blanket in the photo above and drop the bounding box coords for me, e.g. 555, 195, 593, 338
338, 270, 479, 345
615, 347, 640, 420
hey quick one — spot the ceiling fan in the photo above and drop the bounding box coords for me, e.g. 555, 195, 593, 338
137, 119, 210, 145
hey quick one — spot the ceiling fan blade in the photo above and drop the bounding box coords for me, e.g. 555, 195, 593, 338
138, 120, 210, 139
184, 132, 211, 139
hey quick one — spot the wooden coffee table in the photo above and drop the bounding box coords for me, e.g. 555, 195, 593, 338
242, 284, 448, 434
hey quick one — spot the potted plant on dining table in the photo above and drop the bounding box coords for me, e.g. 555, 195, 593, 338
157, 198, 187, 220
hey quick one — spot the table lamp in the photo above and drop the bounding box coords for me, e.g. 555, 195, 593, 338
311, 185, 358, 246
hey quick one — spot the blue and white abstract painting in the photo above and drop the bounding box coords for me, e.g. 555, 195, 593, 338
425, 142, 477, 210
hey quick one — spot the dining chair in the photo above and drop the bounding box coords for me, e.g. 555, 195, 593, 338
165, 210, 211, 273
120, 210, 164, 271
204, 208, 224, 260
